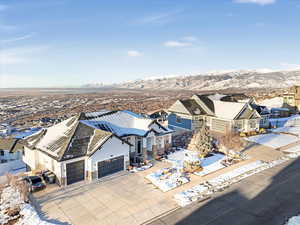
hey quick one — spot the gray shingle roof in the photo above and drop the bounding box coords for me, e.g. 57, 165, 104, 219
23, 115, 114, 161
179, 99, 206, 115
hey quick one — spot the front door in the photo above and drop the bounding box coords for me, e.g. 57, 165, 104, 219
137, 140, 142, 154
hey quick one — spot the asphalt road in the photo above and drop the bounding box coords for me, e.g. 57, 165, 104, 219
147, 157, 300, 225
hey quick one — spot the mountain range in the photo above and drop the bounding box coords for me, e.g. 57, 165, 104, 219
83, 69, 300, 91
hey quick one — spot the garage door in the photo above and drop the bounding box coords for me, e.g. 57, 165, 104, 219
66, 160, 85, 185
98, 156, 124, 179
211, 119, 230, 133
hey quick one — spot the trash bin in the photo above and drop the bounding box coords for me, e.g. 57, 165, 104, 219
47, 174, 56, 184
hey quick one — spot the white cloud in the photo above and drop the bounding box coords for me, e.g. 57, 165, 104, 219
234, 0, 276, 5
164, 41, 192, 48
0, 33, 35, 43
138, 9, 182, 25
182, 36, 197, 42
127, 50, 143, 57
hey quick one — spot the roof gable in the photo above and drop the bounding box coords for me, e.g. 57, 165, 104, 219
192, 95, 215, 115
180, 99, 206, 115
168, 100, 194, 115
86, 129, 112, 156
236, 104, 261, 120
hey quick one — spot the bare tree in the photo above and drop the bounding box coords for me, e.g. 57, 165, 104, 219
218, 129, 245, 154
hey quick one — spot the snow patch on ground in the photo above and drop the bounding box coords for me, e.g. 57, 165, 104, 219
166, 149, 225, 176
165, 149, 186, 168
272, 126, 300, 137
174, 155, 296, 207
285, 215, 300, 225
194, 154, 225, 176
145, 168, 190, 192
283, 144, 300, 153
0, 186, 63, 225
245, 133, 299, 149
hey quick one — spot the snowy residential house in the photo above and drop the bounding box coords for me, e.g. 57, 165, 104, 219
283, 85, 300, 112
81, 110, 173, 162
22, 110, 172, 185
0, 138, 26, 176
146, 109, 168, 124
22, 115, 131, 185
168, 94, 261, 133
242, 98, 271, 128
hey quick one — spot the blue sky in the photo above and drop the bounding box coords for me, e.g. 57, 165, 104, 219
0, 0, 300, 88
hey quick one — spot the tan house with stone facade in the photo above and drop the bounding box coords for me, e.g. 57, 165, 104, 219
283, 85, 300, 112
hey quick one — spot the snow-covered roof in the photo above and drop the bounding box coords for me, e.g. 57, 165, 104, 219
23, 115, 116, 161
85, 110, 111, 118
207, 94, 227, 101
82, 110, 172, 137
22, 110, 170, 161
190, 94, 256, 120
212, 100, 246, 120
35, 117, 78, 157
258, 97, 283, 109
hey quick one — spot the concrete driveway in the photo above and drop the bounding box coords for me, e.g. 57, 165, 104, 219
32, 144, 286, 225
32, 170, 178, 225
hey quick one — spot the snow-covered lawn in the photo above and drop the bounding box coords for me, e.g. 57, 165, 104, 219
194, 154, 225, 176
245, 133, 299, 149
272, 126, 300, 137
166, 149, 225, 176
283, 144, 300, 153
174, 157, 294, 207
208, 161, 264, 186
165, 149, 186, 168
175, 161, 265, 207
145, 168, 190, 192
0, 186, 61, 225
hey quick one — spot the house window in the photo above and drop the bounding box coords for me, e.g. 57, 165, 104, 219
157, 137, 162, 149
250, 121, 257, 128
176, 115, 182, 123
236, 122, 243, 130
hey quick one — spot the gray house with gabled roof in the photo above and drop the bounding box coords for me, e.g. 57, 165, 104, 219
168, 94, 261, 133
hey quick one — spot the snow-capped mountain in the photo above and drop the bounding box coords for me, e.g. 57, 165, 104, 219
84, 69, 300, 90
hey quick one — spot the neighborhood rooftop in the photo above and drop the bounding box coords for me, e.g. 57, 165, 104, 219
81, 110, 173, 137
24, 115, 114, 161
22, 110, 172, 162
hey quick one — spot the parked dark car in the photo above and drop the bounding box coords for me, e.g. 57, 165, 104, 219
24, 176, 46, 192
